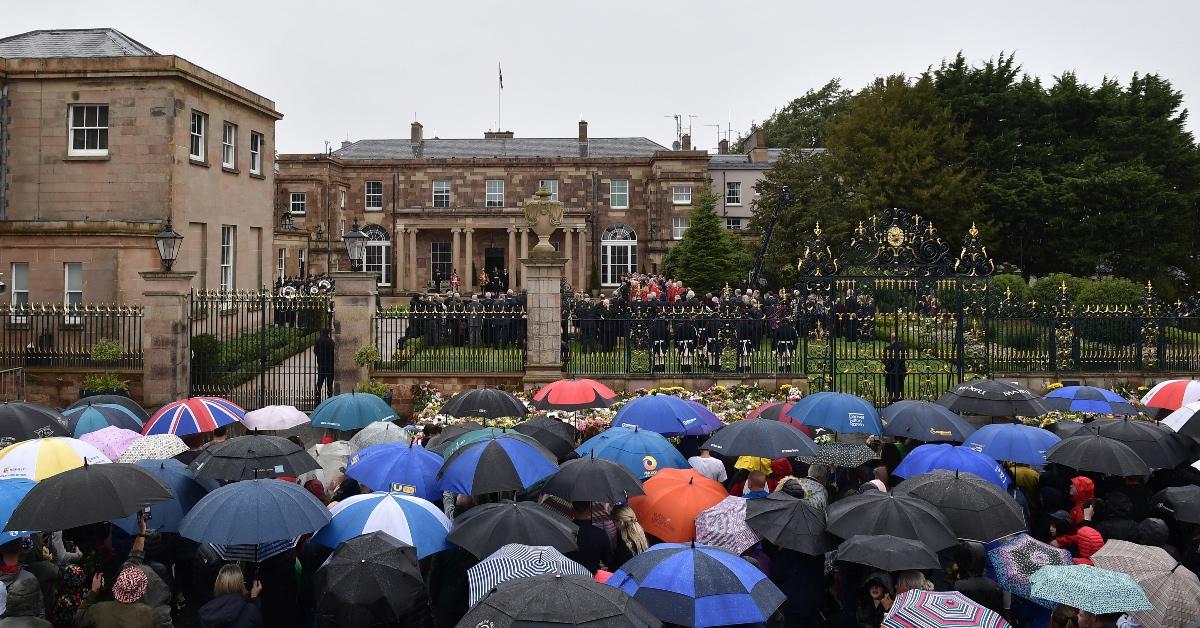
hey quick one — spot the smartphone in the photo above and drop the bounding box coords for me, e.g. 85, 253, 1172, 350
140, 507, 153, 521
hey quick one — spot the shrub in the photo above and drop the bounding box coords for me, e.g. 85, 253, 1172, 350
1073, 277, 1142, 310
989, 274, 1031, 305
1031, 273, 1088, 308
354, 345, 382, 368
355, 379, 392, 400
89, 338, 123, 363
82, 372, 129, 394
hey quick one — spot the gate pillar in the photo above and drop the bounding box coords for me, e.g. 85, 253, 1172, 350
331, 271, 378, 397
140, 271, 196, 407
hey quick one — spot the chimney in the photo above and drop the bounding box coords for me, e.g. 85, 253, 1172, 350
340, 140, 352, 149
578, 120, 588, 143
718, 139, 729, 155
410, 121, 423, 145
484, 131, 515, 139
681, 134, 691, 151
746, 129, 768, 163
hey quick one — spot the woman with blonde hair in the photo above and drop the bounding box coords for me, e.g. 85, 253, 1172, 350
609, 504, 649, 570
198, 564, 263, 628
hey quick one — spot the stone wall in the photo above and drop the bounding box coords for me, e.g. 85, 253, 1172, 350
23, 367, 144, 409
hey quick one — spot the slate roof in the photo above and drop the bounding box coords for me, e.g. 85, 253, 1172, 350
333, 137, 669, 160
0, 28, 157, 58
709, 148, 825, 169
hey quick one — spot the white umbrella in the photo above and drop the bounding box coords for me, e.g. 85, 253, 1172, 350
348, 421, 410, 453
301, 440, 353, 487
243, 405, 309, 431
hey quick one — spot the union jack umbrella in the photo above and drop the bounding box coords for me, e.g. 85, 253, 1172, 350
143, 397, 245, 437
883, 589, 1009, 628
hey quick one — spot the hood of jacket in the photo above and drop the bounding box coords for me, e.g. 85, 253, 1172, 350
1070, 476, 1095, 504
1138, 517, 1170, 547
199, 594, 254, 625
862, 570, 893, 594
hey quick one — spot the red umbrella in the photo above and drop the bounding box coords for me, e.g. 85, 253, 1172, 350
532, 379, 618, 411
747, 402, 812, 436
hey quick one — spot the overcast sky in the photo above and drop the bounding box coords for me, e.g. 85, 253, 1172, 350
8, 1, 1199, 153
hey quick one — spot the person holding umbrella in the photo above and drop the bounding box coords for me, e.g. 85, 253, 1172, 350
197, 564, 263, 628
73, 565, 157, 628
608, 505, 648, 571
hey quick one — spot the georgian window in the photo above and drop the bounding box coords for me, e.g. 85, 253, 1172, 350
600, 224, 637, 286
671, 185, 692, 205
433, 180, 451, 208
485, 180, 505, 207
363, 224, 392, 287
68, 105, 108, 156
609, 180, 629, 208
189, 111, 207, 160
365, 181, 384, 210
725, 181, 742, 206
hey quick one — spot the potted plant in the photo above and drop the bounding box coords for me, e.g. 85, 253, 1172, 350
81, 338, 129, 398
355, 379, 393, 405
354, 345, 382, 370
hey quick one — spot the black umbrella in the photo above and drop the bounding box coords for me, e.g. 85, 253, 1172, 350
424, 421, 485, 452
1084, 419, 1189, 469
894, 470, 1026, 543
882, 400, 978, 442
0, 402, 69, 446
541, 454, 646, 504
799, 443, 879, 468
835, 534, 940, 572
699, 419, 818, 459
1151, 485, 1200, 524
461, 573, 659, 628
513, 415, 578, 459
1045, 433, 1151, 477
447, 500, 578, 559
189, 434, 321, 480
440, 388, 529, 421
68, 395, 150, 423
6, 462, 172, 531
1046, 420, 1089, 438
744, 492, 828, 555
312, 531, 429, 628
936, 380, 1050, 417
825, 491, 958, 551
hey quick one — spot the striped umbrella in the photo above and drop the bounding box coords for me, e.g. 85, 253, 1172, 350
143, 397, 244, 437
1029, 564, 1153, 615
116, 434, 188, 463
986, 533, 1074, 608
467, 543, 589, 607
311, 491, 451, 559
211, 537, 300, 562
0, 437, 111, 481
64, 403, 145, 438
695, 496, 761, 554
1043, 385, 1139, 415
883, 589, 1009, 628
1142, 379, 1200, 413
1163, 401, 1200, 439
80, 426, 142, 461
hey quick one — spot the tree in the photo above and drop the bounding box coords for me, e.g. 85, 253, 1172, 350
662, 185, 752, 293
735, 79, 852, 150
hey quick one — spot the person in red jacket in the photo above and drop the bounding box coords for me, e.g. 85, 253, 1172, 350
1068, 476, 1095, 525
1051, 506, 1105, 565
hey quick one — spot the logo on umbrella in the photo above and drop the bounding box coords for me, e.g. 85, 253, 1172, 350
390, 483, 416, 495
849, 413, 865, 427
930, 428, 952, 437
642, 456, 658, 471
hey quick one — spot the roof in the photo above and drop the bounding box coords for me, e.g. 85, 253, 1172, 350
0, 28, 157, 58
709, 148, 826, 170
332, 137, 669, 160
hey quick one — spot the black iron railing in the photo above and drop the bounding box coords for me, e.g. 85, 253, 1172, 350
0, 303, 143, 368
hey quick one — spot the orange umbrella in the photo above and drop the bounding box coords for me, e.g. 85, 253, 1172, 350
629, 468, 727, 542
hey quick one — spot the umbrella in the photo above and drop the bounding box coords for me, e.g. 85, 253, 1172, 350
836, 534, 940, 572
0, 479, 36, 542
882, 589, 1009, 628
211, 537, 299, 562
531, 378, 618, 411
1029, 564, 1153, 614
962, 423, 1061, 467
1163, 401, 1200, 439
575, 426, 689, 480
513, 416, 578, 459
304, 440, 352, 487
1141, 379, 1200, 414
698, 418, 818, 459
799, 443, 879, 468
313, 532, 431, 628
786, 392, 882, 435
112, 459, 211, 535
612, 394, 717, 436
311, 491, 451, 559
6, 462, 172, 531
1046, 420, 1089, 438
695, 496, 761, 554
734, 456, 774, 474
936, 380, 1050, 417
438, 435, 558, 495
1044, 385, 1139, 415
242, 405, 309, 431
606, 543, 786, 627
429, 427, 514, 458
628, 468, 727, 543
466, 573, 659, 628
178, 478, 331, 545
1045, 434, 1150, 476
116, 434, 188, 463
1084, 418, 1189, 469
882, 400, 977, 442
439, 388, 528, 421
344, 441, 442, 499
1151, 485, 1200, 524
541, 455, 645, 504
189, 434, 320, 481
0, 401, 70, 446
1092, 539, 1200, 628
447, 500, 578, 559
143, 397, 244, 436
744, 493, 828, 555
69, 395, 149, 421
747, 402, 815, 436
467, 544, 590, 607
63, 402, 144, 438
423, 421, 485, 451
310, 393, 396, 431
347, 421, 410, 453
985, 533, 1075, 608
892, 444, 1011, 489
894, 470, 1026, 543
825, 491, 958, 551
80, 426, 141, 461
0, 437, 111, 480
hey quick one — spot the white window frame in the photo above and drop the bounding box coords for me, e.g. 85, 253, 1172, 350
219, 226, 236, 292
725, 181, 742, 206
725, 217, 743, 231
485, 180, 505, 208
365, 181, 384, 210
609, 180, 629, 209
600, 224, 637, 286
339, 220, 346, 237
63, 262, 83, 324
433, 180, 451, 208
339, 189, 346, 209
221, 122, 237, 169
249, 132, 263, 175
430, 242, 452, 284
363, 225, 392, 287
68, 104, 108, 157
297, 249, 307, 278
671, 185, 692, 205
538, 179, 559, 201
9, 263, 29, 323
189, 111, 207, 161
671, 217, 689, 240
276, 249, 286, 281
290, 192, 306, 215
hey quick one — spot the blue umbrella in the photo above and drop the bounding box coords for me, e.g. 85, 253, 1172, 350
311, 491, 451, 558
613, 394, 716, 436
576, 426, 689, 480
1043, 386, 1139, 415
882, 400, 977, 442
786, 392, 882, 435
310, 393, 396, 431
345, 441, 442, 500
963, 423, 1061, 467
113, 459, 212, 535
437, 435, 558, 495
0, 479, 36, 542
893, 443, 1011, 489
64, 403, 144, 438
606, 543, 786, 627
179, 479, 331, 545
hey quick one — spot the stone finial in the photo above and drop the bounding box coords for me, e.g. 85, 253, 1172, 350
524, 186, 564, 258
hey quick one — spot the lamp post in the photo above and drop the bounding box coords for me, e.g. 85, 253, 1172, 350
154, 219, 185, 271
343, 219, 368, 271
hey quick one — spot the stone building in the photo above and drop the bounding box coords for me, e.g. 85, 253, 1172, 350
0, 28, 282, 304
707, 129, 824, 231
275, 121, 710, 296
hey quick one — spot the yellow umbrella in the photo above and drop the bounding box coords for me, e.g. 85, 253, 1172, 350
734, 456, 773, 474
0, 437, 112, 481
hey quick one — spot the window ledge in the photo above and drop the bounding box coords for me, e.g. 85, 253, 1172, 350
726, 203, 743, 207
364, 208, 384, 212
222, 166, 240, 175
189, 158, 210, 168
249, 172, 265, 180
64, 154, 110, 162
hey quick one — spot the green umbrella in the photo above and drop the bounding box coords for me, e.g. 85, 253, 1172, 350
310, 393, 396, 431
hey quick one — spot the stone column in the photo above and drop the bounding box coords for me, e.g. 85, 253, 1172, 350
563, 225, 574, 285
577, 227, 588, 290
506, 227, 517, 286
519, 229, 529, 288
140, 271, 196, 407
463, 228, 474, 288
331, 271, 379, 395
408, 228, 419, 291
395, 227, 407, 291
450, 228, 461, 288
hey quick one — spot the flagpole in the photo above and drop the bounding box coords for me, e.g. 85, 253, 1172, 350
497, 61, 502, 131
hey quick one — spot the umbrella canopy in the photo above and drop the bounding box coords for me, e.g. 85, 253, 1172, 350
310, 393, 396, 431
144, 397, 244, 436
6, 462, 171, 531
1045, 433, 1150, 476
612, 394, 717, 436
303, 440, 352, 487
467, 573, 659, 628
936, 380, 1050, 417
513, 416, 578, 458
1029, 564, 1153, 615
1151, 485, 1200, 524
606, 543, 786, 628
68, 395, 150, 421
986, 533, 1073, 608
0, 437, 111, 481
0, 401, 70, 446
826, 491, 958, 551
531, 378, 619, 411
211, 537, 299, 563
575, 426, 689, 480
447, 500, 578, 559
747, 402, 814, 435
112, 459, 211, 535
312, 491, 451, 559
1043, 385, 1139, 415
1084, 418, 1189, 469
313, 532, 431, 628
1163, 401, 1200, 439
1092, 539, 1200, 628
64, 402, 144, 438
423, 421, 485, 451
189, 434, 320, 481
684, 400, 726, 434
1141, 379, 1200, 413
344, 441, 442, 499
836, 534, 940, 572
438, 435, 558, 496
242, 405, 309, 431
786, 392, 882, 435
895, 470, 1026, 543
467, 544, 590, 607
799, 443, 879, 468
628, 468, 727, 543
699, 418, 818, 459
541, 455, 645, 504
0, 479, 36, 542
744, 493, 827, 555
178, 478, 331, 545
893, 444, 1011, 489
882, 589, 1009, 628
1046, 420, 1089, 438
347, 421, 410, 453
695, 496, 761, 554
80, 426, 141, 461
429, 426, 511, 458
439, 388, 528, 421
882, 400, 977, 442
962, 423, 1061, 467
116, 434, 188, 463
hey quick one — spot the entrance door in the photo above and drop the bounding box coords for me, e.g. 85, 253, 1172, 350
484, 248, 505, 290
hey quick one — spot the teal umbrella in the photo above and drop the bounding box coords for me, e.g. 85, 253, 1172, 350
1029, 564, 1153, 615
310, 393, 396, 431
